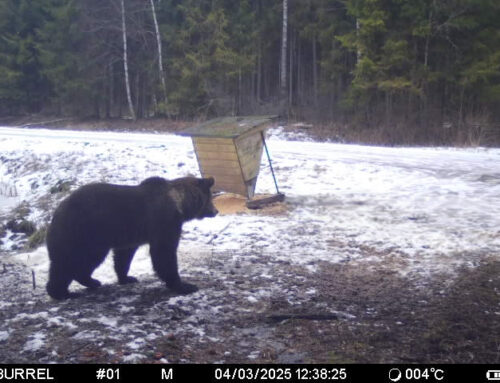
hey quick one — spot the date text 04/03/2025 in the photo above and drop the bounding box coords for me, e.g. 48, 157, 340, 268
214, 367, 348, 381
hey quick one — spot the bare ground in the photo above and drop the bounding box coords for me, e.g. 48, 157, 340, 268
1, 117, 499, 363
0, 248, 499, 364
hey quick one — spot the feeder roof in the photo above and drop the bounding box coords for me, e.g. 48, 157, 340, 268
178, 115, 277, 139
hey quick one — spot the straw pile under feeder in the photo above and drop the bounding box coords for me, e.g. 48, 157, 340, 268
178, 116, 284, 208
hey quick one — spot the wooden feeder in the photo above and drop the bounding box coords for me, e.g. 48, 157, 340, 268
178, 116, 283, 204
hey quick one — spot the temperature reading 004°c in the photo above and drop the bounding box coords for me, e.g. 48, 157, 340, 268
388, 368, 445, 382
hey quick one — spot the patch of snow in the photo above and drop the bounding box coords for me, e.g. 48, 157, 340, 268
11, 312, 50, 322
72, 330, 102, 341
23, 331, 46, 352
248, 351, 260, 360
1, 125, 499, 362
146, 333, 159, 341
121, 353, 146, 363
94, 315, 119, 327
268, 126, 315, 142
126, 338, 146, 350
0, 302, 13, 309
0, 331, 10, 341
247, 296, 258, 303
168, 296, 185, 305
47, 316, 78, 330
118, 305, 135, 314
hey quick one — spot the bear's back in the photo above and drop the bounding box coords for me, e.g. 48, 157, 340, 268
47, 182, 154, 250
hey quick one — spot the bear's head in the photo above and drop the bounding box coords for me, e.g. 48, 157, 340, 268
168, 176, 218, 221
195, 177, 218, 219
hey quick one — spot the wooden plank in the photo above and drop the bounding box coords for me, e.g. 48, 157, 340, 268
211, 181, 247, 196
201, 171, 243, 183
246, 193, 285, 209
240, 151, 263, 180
218, 185, 247, 196
193, 137, 235, 146
194, 142, 237, 153
202, 173, 244, 185
212, 180, 247, 190
202, 169, 247, 196
179, 115, 277, 138
196, 151, 239, 161
200, 164, 242, 176
235, 133, 264, 181
185, 121, 276, 199
198, 158, 241, 170
236, 127, 267, 142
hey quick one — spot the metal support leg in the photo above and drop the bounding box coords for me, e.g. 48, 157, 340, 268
261, 131, 280, 195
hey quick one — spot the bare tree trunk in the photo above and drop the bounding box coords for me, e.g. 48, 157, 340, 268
312, 34, 318, 107
356, 18, 361, 62
238, 66, 242, 114
120, 0, 136, 121
280, 0, 288, 114
105, 63, 111, 118
150, 0, 169, 117
135, 73, 141, 118
288, 29, 293, 113
256, 40, 262, 104
424, 0, 436, 68
297, 36, 302, 106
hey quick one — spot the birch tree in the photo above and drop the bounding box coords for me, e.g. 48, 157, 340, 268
150, 0, 169, 116
120, 0, 136, 120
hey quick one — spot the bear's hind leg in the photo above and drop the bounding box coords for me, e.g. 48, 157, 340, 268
46, 262, 74, 300
74, 263, 102, 289
113, 246, 139, 284
73, 247, 107, 290
74, 274, 102, 289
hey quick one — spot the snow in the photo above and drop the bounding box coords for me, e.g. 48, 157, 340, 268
23, 331, 46, 352
94, 315, 120, 328
122, 353, 146, 363
0, 195, 19, 214
47, 316, 78, 330
1, 125, 499, 362
0, 331, 10, 341
11, 312, 50, 322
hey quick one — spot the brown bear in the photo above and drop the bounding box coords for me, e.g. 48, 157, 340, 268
46, 176, 218, 300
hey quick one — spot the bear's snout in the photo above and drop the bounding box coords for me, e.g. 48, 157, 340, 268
208, 205, 218, 217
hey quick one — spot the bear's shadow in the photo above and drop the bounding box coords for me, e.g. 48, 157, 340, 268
67, 278, 196, 306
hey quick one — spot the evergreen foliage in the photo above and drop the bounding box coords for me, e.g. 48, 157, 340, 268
0, 0, 498, 143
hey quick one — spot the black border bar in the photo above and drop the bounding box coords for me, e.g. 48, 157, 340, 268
0, 364, 498, 383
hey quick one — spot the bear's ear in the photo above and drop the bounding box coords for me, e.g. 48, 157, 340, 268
205, 176, 215, 187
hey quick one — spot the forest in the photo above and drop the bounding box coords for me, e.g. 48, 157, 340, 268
0, 0, 499, 145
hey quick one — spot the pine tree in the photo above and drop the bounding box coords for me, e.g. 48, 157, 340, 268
0, 0, 47, 113
0, 0, 498, 144
37, 0, 88, 115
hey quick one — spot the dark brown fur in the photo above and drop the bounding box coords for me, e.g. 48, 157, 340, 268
46, 176, 217, 299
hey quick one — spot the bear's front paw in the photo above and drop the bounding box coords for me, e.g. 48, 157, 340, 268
49, 291, 82, 300
169, 281, 198, 295
118, 276, 139, 285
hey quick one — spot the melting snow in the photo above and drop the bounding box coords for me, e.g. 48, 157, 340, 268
23, 332, 46, 352
0, 331, 10, 341
0, 125, 499, 362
